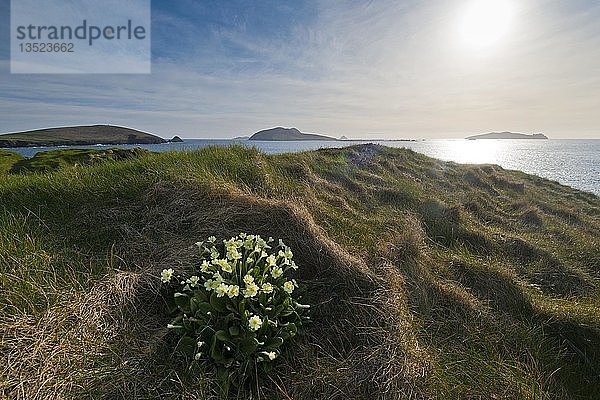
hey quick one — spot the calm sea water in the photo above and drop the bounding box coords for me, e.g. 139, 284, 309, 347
5, 139, 599, 196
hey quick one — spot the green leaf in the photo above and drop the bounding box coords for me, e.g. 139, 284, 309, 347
210, 292, 226, 312
280, 306, 295, 317
216, 366, 230, 385
195, 301, 213, 316
264, 336, 284, 349
272, 304, 285, 317
210, 334, 225, 361
175, 336, 196, 357
174, 292, 190, 312
239, 336, 259, 355
194, 290, 208, 302
288, 322, 298, 336
229, 325, 240, 336
190, 297, 199, 314
215, 330, 230, 342
226, 303, 238, 313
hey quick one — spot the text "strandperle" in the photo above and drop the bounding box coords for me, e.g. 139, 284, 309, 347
15, 20, 147, 46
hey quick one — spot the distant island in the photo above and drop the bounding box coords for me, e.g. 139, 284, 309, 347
0, 125, 178, 148
249, 127, 336, 141
466, 132, 548, 140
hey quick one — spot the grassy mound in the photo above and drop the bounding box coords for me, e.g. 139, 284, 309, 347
9, 147, 150, 174
1, 144, 598, 399
0, 150, 25, 174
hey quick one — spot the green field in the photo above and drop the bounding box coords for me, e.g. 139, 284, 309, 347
1, 144, 599, 399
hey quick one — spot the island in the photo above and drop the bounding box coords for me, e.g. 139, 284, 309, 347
466, 132, 548, 140
0, 125, 167, 148
249, 127, 336, 141
168, 135, 184, 143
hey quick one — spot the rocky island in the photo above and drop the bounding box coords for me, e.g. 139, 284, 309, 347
0, 125, 169, 148
249, 127, 336, 141
467, 132, 548, 140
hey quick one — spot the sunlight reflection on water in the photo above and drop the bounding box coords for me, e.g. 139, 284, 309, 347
5, 139, 599, 195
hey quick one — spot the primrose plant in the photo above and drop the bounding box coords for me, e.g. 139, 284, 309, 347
160, 233, 309, 382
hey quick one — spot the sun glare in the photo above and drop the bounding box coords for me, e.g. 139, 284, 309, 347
458, 0, 515, 50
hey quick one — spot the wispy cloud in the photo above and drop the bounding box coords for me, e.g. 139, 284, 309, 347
1, 0, 600, 138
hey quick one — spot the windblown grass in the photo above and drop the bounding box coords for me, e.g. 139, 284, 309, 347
0, 144, 598, 399
0, 150, 24, 175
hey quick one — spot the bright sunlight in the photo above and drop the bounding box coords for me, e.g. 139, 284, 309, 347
458, 0, 515, 50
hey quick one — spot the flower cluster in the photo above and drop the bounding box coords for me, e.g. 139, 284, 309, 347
160, 234, 309, 373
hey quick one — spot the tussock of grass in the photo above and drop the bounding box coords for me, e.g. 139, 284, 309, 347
9, 147, 150, 174
1, 144, 599, 399
0, 150, 25, 175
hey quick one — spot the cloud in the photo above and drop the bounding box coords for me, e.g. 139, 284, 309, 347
1, 0, 600, 137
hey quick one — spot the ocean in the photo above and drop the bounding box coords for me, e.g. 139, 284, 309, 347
5, 139, 599, 196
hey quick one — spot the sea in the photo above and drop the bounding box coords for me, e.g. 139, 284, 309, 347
5, 139, 600, 196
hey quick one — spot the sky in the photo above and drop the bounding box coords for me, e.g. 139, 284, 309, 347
1, 0, 600, 139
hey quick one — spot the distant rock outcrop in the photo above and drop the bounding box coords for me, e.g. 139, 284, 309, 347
0, 125, 167, 148
249, 127, 336, 141
169, 136, 184, 143
466, 132, 548, 140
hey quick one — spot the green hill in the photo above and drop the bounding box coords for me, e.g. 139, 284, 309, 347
249, 127, 336, 141
0, 125, 166, 147
0, 144, 598, 399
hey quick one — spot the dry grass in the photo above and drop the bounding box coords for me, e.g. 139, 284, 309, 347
0, 144, 599, 399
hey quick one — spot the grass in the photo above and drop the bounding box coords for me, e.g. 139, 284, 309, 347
0, 144, 599, 399
0, 150, 25, 174
9, 147, 150, 173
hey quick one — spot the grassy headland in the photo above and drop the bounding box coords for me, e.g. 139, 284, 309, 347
0, 144, 598, 399
0, 125, 166, 147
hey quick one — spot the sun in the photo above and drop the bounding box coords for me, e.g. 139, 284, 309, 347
458, 0, 515, 49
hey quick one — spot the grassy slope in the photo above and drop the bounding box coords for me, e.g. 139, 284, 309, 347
9, 147, 150, 173
0, 150, 25, 174
0, 125, 165, 145
0, 144, 598, 399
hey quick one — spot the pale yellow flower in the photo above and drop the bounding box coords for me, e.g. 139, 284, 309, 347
160, 268, 174, 283
213, 259, 233, 273
261, 282, 274, 294
216, 283, 228, 297
200, 260, 211, 273
186, 275, 200, 287
227, 285, 240, 298
204, 279, 215, 291
212, 271, 223, 283
283, 281, 295, 294
271, 266, 283, 279
227, 248, 242, 261
248, 315, 263, 331
243, 282, 259, 298
243, 274, 254, 285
